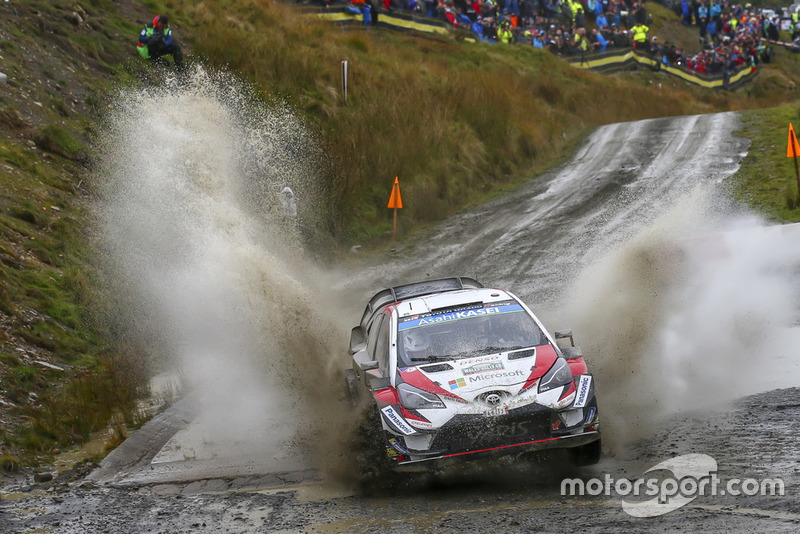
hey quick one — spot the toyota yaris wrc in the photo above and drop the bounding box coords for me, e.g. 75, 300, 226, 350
345, 277, 601, 472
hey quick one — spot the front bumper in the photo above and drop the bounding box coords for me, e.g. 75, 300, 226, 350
395, 430, 600, 471
385, 400, 600, 471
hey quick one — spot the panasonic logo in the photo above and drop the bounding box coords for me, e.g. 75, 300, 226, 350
573, 375, 592, 408
380, 406, 416, 435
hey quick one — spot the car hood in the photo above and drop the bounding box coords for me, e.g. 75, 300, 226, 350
397, 344, 559, 401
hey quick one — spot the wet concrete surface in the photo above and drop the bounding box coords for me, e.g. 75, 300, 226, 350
3, 112, 800, 532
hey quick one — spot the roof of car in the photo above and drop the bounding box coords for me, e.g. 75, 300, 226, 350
358, 277, 483, 329
394, 287, 515, 318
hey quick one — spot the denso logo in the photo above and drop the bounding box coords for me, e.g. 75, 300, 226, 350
462, 362, 505, 376
468, 369, 525, 382
457, 354, 501, 366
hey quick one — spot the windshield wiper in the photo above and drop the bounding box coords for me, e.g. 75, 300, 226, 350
485, 345, 526, 353
409, 356, 451, 362
454, 346, 527, 359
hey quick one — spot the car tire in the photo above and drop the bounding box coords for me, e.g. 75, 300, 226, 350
568, 438, 602, 466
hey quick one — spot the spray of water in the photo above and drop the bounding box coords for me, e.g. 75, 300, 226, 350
558, 187, 800, 455
95, 67, 351, 473
94, 66, 800, 485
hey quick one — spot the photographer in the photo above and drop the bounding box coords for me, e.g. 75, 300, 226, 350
137, 14, 184, 69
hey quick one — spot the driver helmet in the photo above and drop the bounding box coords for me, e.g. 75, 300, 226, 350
403, 328, 430, 353
468, 315, 492, 342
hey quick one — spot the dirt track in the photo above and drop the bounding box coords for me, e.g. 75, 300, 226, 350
3, 112, 800, 533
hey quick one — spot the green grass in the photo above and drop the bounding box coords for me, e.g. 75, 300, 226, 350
734, 104, 800, 223
0, 0, 158, 467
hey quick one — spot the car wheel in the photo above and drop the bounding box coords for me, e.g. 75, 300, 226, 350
568, 438, 602, 466
355, 406, 411, 492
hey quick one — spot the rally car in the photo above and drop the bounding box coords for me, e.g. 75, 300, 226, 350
345, 277, 601, 472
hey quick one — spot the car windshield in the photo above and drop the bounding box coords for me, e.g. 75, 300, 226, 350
396, 301, 545, 367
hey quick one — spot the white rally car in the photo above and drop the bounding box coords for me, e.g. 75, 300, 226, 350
345, 277, 600, 472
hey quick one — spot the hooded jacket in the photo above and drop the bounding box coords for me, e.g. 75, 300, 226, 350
137, 15, 174, 59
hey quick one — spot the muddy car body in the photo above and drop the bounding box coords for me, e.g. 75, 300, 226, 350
345, 277, 601, 471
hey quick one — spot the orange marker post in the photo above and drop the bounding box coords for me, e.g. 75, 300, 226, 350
387, 176, 403, 240
788, 123, 800, 205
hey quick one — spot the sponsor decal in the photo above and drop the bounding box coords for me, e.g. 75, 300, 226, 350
483, 406, 509, 417
408, 419, 434, 429
468, 369, 525, 382
585, 407, 597, 425
398, 303, 527, 330
462, 361, 505, 376
573, 375, 592, 408
388, 437, 410, 455
456, 354, 501, 366
448, 377, 467, 390
418, 306, 501, 327
380, 406, 416, 435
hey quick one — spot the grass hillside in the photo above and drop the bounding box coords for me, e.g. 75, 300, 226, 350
1, 0, 800, 472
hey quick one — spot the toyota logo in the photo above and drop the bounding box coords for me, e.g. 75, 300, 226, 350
485, 393, 502, 405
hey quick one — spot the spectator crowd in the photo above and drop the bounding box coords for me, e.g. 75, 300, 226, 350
330, 0, 796, 78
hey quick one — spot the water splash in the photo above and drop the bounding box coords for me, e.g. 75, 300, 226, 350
558, 187, 800, 453
95, 66, 347, 469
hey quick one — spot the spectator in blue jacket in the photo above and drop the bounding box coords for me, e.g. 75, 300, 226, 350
709, 1, 722, 22
531, 30, 545, 48
707, 17, 718, 44
697, 2, 709, 22
137, 14, 183, 68
591, 27, 609, 50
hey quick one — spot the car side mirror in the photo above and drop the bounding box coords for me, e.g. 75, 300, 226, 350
365, 369, 391, 390
561, 346, 584, 360
349, 326, 366, 355
353, 351, 378, 372
554, 329, 575, 348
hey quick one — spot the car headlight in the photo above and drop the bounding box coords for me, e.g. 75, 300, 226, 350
397, 383, 446, 409
538, 358, 572, 393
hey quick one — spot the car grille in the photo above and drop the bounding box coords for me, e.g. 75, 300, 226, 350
429, 410, 551, 452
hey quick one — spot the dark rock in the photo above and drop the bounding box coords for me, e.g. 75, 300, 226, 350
34, 472, 53, 483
